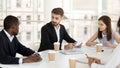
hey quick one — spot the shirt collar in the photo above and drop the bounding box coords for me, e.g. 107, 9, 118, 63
3, 29, 14, 42
54, 25, 60, 30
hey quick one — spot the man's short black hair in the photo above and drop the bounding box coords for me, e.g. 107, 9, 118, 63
4, 15, 19, 30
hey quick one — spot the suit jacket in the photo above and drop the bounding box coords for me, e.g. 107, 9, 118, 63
38, 22, 76, 51
0, 30, 35, 64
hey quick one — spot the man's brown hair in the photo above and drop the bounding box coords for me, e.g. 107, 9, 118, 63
51, 8, 64, 16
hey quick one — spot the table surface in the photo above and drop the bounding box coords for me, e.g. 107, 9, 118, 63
0, 45, 113, 68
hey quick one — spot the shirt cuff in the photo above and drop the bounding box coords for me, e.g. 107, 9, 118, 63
91, 63, 98, 68
19, 58, 23, 64
34, 51, 40, 55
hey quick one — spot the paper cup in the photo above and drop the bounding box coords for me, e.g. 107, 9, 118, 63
96, 43, 103, 52
48, 50, 56, 61
54, 42, 60, 51
69, 58, 76, 68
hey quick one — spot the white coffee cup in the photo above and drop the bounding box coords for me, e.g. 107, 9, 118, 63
96, 43, 103, 52
54, 42, 60, 51
48, 50, 56, 61
69, 58, 76, 68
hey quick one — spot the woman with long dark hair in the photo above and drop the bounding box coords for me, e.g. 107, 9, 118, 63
86, 15, 120, 48
88, 17, 120, 68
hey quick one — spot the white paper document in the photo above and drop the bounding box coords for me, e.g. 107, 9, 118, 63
76, 58, 105, 65
75, 38, 84, 46
76, 58, 88, 64
60, 48, 84, 55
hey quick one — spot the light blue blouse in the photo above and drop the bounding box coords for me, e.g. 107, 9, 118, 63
99, 31, 115, 47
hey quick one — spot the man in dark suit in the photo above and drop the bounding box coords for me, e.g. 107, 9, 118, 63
0, 15, 42, 64
38, 8, 76, 52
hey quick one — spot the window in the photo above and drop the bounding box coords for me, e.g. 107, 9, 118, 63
17, 16, 21, 20
38, 0, 41, 8
0, 0, 2, 8
26, 0, 31, 8
17, 33, 21, 41
38, 31, 40, 39
72, 0, 98, 10
38, 0, 44, 10
38, 15, 40, 21
0, 0, 119, 52
7, 0, 11, 8
26, 32, 31, 40
84, 27, 87, 35
102, 0, 107, 10
16, 0, 21, 7
37, 15, 40, 23
26, 15, 31, 24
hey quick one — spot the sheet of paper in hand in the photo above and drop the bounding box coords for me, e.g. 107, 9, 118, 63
75, 38, 84, 46
77, 58, 105, 65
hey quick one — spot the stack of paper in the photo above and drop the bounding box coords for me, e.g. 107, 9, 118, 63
60, 48, 84, 55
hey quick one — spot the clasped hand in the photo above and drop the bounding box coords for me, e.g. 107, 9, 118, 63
23, 53, 42, 63
87, 57, 101, 66
64, 43, 82, 50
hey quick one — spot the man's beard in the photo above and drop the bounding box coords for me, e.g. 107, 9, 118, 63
12, 32, 18, 35
52, 21, 59, 26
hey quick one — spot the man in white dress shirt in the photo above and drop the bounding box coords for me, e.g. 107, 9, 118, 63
88, 45, 120, 68
38, 8, 76, 51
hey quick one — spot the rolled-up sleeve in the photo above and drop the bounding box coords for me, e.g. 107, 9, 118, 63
91, 45, 120, 68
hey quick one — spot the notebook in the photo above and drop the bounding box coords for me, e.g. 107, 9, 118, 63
60, 48, 84, 55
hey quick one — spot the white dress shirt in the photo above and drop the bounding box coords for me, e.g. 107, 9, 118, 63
3, 30, 23, 64
54, 25, 60, 42
91, 44, 120, 68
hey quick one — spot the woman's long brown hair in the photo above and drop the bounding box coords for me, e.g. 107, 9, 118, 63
98, 15, 112, 41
